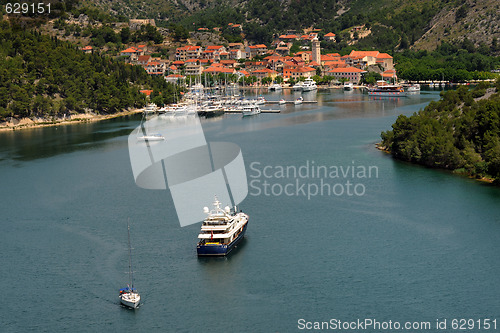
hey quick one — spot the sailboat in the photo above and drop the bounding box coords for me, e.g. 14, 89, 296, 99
119, 223, 141, 309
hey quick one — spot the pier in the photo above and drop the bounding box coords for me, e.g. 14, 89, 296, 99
265, 100, 318, 105
223, 109, 281, 113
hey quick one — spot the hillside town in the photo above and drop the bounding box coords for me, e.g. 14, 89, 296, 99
111, 28, 396, 86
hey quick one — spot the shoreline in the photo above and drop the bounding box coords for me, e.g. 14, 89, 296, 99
0, 108, 144, 132
375, 143, 496, 185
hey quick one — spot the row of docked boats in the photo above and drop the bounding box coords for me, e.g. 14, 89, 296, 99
269, 78, 318, 92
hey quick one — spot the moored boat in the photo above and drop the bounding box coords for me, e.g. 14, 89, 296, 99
367, 81, 407, 97
197, 197, 249, 256
255, 96, 266, 105
301, 78, 317, 92
294, 97, 303, 105
144, 103, 157, 113
242, 104, 261, 117
137, 133, 165, 141
405, 83, 421, 94
268, 83, 283, 91
292, 81, 304, 91
343, 82, 353, 91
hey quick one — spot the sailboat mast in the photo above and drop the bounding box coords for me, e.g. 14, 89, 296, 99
127, 223, 134, 289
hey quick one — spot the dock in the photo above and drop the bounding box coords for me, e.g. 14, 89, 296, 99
224, 109, 280, 113
265, 100, 318, 105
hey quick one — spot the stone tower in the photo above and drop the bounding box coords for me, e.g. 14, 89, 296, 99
311, 37, 320, 64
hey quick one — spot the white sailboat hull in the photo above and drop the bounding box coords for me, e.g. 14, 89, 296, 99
120, 292, 141, 308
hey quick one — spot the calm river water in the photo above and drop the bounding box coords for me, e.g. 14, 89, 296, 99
1, 88, 499, 332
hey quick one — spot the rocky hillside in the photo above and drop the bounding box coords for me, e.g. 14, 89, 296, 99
413, 0, 500, 52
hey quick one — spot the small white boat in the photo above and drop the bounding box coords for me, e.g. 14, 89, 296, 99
119, 287, 141, 308
119, 223, 141, 309
255, 96, 266, 105
292, 82, 304, 91
242, 104, 261, 117
343, 82, 353, 90
406, 84, 420, 93
279, 99, 286, 105
144, 103, 157, 113
294, 97, 303, 105
137, 133, 165, 141
268, 83, 282, 91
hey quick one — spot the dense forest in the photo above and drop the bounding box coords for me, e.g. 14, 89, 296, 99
395, 40, 499, 82
0, 21, 178, 121
381, 79, 500, 183
176, 0, 447, 50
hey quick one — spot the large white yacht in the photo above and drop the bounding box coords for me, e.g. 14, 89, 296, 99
301, 78, 317, 91
197, 197, 249, 256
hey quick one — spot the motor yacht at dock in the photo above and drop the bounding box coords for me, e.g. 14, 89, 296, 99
367, 81, 407, 97
301, 78, 317, 92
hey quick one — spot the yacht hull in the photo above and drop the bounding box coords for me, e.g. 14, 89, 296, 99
120, 293, 141, 309
368, 91, 407, 97
197, 222, 248, 256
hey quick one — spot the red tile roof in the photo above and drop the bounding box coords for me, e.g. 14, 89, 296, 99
377, 53, 393, 59
204, 66, 234, 74
249, 44, 267, 49
138, 55, 151, 62
140, 90, 153, 96
251, 68, 278, 75
121, 47, 137, 53
328, 66, 367, 73
176, 45, 201, 51
349, 50, 380, 58
290, 67, 315, 73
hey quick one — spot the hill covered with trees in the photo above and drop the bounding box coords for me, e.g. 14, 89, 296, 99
84, 0, 499, 54
380, 79, 500, 183
395, 41, 499, 82
0, 21, 178, 122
